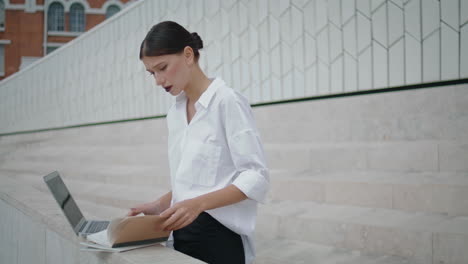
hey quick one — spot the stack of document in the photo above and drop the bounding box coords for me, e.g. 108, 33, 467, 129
80, 215, 170, 252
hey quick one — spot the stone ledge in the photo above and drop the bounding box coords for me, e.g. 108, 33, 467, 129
0, 176, 202, 264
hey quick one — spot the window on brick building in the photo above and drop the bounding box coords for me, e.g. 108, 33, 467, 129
0, 0, 5, 29
70, 3, 85, 32
105, 5, 120, 19
47, 46, 59, 54
48, 2, 65, 31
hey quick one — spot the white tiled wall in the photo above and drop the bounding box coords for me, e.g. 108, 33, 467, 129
0, 0, 467, 134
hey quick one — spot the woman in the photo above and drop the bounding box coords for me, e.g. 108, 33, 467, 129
127, 21, 269, 264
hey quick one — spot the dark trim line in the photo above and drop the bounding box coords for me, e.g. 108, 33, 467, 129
1, 78, 467, 137
0, 115, 167, 137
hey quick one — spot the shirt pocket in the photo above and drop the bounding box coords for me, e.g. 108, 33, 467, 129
179, 141, 222, 187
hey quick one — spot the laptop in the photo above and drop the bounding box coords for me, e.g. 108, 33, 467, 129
43, 171, 109, 236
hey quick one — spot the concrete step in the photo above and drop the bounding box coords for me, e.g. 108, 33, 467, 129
257, 200, 468, 263
4, 139, 467, 174
1, 145, 168, 165
255, 238, 412, 264
4, 136, 468, 172
42, 120, 169, 146
0, 160, 171, 187
255, 83, 468, 143
0, 118, 168, 146
264, 140, 468, 172
0, 134, 55, 148
269, 170, 468, 216
4, 163, 468, 218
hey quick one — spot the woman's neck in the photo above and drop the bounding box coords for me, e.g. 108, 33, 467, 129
184, 65, 212, 104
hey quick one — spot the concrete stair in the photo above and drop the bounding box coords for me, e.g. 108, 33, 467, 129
1, 144, 168, 165
7, 166, 468, 263
0, 160, 170, 187
1, 83, 468, 263
257, 200, 468, 264
1, 170, 424, 264
1, 142, 467, 263
1, 136, 468, 263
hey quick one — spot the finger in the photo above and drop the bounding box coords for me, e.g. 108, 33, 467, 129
160, 206, 176, 218
162, 213, 180, 230
127, 208, 138, 216
167, 215, 188, 231
173, 218, 194, 231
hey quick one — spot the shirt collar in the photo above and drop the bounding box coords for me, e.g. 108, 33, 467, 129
197, 78, 221, 109
175, 78, 222, 108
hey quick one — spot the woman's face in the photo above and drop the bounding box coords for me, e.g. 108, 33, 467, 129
141, 50, 192, 96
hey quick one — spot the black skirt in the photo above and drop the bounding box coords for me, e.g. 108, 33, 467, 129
173, 212, 245, 264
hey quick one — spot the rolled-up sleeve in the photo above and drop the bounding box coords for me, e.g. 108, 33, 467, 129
222, 94, 270, 203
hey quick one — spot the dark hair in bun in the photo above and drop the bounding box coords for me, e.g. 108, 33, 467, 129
190, 32, 203, 50
139, 21, 203, 61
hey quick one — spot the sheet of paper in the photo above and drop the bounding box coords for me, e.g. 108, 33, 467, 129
86, 229, 111, 247
84, 215, 169, 250
79, 241, 161, 253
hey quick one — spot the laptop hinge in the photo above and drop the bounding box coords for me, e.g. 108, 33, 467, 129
75, 218, 87, 234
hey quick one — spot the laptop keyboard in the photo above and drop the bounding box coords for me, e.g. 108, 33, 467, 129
83, 221, 109, 233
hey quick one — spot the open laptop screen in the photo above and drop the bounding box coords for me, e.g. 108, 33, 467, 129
44, 171, 84, 230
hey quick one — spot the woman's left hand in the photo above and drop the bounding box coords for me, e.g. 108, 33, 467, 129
160, 198, 204, 231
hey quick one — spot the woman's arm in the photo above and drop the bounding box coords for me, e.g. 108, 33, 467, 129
127, 191, 172, 216
160, 185, 247, 231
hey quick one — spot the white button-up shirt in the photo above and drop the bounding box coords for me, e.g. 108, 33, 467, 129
166, 78, 269, 264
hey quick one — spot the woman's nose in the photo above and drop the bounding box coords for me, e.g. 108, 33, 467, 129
155, 74, 164, 86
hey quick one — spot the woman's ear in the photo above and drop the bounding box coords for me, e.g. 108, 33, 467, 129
183, 46, 195, 65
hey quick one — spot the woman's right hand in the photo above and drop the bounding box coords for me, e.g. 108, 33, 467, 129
127, 201, 161, 216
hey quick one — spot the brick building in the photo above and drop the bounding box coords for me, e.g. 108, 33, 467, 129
0, 0, 134, 81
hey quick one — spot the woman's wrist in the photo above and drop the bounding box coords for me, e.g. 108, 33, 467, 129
192, 185, 247, 213
194, 196, 208, 212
